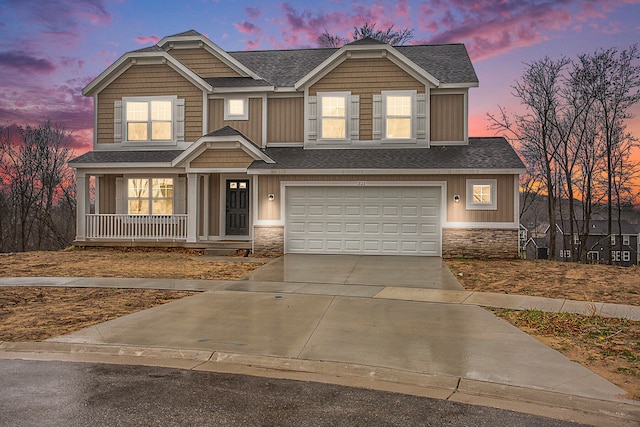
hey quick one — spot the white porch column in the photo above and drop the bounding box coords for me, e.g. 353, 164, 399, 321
187, 173, 199, 243
75, 171, 89, 241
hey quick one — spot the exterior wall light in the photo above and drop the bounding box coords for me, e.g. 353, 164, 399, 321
453, 195, 461, 203
268, 193, 275, 201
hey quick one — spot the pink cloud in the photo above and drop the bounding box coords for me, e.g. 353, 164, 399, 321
234, 21, 261, 35
134, 35, 160, 45
245, 6, 261, 20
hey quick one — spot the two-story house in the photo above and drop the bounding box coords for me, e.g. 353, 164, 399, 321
70, 30, 525, 257
555, 220, 640, 266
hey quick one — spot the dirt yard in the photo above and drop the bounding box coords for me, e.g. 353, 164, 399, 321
446, 258, 640, 306
0, 248, 638, 399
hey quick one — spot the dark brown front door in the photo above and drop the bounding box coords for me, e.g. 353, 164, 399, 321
226, 180, 249, 235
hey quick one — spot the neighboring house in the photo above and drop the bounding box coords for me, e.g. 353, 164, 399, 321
69, 30, 526, 257
556, 220, 640, 266
524, 237, 548, 260
553, 220, 640, 266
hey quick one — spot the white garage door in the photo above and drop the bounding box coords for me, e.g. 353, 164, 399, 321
285, 186, 441, 255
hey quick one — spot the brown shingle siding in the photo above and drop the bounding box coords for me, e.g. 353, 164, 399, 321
97, 64, 203, 144
167, 47, 241, 78
310, 58, 425, 141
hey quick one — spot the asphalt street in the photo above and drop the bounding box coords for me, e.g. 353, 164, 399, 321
0, 360, 587, 426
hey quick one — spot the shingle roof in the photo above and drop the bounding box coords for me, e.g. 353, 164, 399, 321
203, 77, 272, 87
558, 220, 640, 235
249, 137, 525, 171
69, 150, 183, 165
229, 49, 336, 88
228, 43, 478, 87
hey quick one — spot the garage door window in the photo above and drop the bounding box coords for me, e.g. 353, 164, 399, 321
466, 179, 497, 210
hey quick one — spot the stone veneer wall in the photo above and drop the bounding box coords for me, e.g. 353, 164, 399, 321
442, 228, 518, 259
253, 226, 284, 255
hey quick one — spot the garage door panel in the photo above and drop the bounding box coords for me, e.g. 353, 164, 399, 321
285, 186, 441, 256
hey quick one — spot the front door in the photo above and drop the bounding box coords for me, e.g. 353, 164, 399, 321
226, 180, 249, 235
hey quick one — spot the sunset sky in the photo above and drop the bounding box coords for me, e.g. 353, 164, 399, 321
1, 0, 639, 163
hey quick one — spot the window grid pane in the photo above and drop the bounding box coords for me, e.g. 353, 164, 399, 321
322, 97, 345, 117
127, 178, 174, 215
127, 102, 148, 121
472, 185, 491, 204
322, 118, 346, 139
386, 118, 411, 139
228, 99, 245, 116
126, 99, 172, 142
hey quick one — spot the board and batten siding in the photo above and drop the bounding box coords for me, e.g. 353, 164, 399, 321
190, 149, 255, 169
209, 98, 263, 146
309, 58, 425, 141
257, 174, 515, 223
98, 175, 119, 214
167, 47, 241, 78
430, 94, 464, 142
97, 64, 203, 144
267, 97, 304, 143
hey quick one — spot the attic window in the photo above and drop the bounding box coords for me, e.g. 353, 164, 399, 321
225, 97, 248, 120
466, 179, 497, 210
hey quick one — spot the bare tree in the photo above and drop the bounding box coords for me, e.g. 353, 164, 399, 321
0, 121, 76, 252
317, 23, 414, 48
489, 57, 568, 257
575, 46, 640, 263
317, 30, 346, 48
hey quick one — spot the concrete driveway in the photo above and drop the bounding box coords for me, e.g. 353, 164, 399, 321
241, 254, 464, 289
49, 254, 628, 406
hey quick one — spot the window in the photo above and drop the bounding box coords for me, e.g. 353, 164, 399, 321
623, 235, 630, 246
561, 250, 571, 258
466, 179, 497, 210
383, 91, 414, 140
611, 250, 621, 262
611, 234, 616, 245
386, 95, 412, 139
319, 93, 347, 139
622, 251, 630, 262
573, 234, 580, 244
127, 178, 174, 215
224, 97, 248, 120
125, 98, 173, 142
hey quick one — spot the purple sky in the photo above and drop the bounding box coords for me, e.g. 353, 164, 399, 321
1, 0, 639, 158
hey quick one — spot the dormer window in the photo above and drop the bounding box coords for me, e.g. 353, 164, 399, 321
382, 91, 415, 140
319, 92, 349, 140
224, 97, 248, 120
385, 95, 412, 139
115, 95, 183, 145
125, 97, 173, 142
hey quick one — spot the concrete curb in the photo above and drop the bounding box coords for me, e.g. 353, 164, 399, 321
1, 341, 638, 426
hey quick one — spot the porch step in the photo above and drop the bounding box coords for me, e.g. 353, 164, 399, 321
204, 248, 240, 256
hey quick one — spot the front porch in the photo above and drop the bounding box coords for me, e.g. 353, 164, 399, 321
74, 171, 255, 250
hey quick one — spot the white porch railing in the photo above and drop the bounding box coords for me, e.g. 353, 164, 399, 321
85, 214, 188, 240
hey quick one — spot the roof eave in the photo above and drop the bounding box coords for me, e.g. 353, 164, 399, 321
211, 86, 275, 94
248, 167, 527, 175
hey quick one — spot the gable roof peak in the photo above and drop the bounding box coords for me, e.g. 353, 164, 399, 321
165, 29, 202, 39
346, 36, 388, 46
